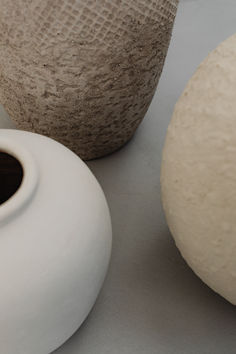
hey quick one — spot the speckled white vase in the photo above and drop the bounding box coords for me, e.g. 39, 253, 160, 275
0, 129, 112, 354
161, 34, 236, 305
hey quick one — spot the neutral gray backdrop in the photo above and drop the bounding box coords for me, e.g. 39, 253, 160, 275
1, 1, 236, 353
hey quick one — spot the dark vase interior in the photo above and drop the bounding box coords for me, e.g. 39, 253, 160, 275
0, 152, 24, 205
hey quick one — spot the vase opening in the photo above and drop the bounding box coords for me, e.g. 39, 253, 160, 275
0, 152, 24, 205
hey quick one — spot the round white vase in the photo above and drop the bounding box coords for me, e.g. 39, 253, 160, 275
0, 129, 112, 354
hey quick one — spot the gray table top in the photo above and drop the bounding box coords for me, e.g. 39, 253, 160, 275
1, 1, 236, 353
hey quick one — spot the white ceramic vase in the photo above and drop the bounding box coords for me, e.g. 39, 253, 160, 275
0, 129, 112, 354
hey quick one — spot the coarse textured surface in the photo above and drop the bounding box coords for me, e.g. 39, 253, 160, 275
161, 33, 236, 305
0, 0, 178, 160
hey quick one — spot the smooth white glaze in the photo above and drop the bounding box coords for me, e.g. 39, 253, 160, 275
161, 34, 236, 305
0, 129, 112, 353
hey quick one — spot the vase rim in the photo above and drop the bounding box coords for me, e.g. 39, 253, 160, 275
0, 137, 38, 224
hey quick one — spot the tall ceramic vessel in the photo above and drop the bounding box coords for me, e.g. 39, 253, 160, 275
0, 129, 112, 354
0, 0, 179, 160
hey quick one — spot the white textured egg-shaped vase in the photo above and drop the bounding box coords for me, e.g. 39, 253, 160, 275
0, 129, 112, 353
161, 34, 236, 305
0, 0, 179, 160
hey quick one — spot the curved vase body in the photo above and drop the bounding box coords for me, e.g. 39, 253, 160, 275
0, 129, 112, 353
0, 0, 178, 160
161, 34, 236, 305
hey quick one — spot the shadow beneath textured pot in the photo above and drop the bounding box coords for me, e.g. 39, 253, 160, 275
0, 105, 16, 129
86, 131, 138, 162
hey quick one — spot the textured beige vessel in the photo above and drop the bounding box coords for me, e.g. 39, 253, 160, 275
0, 0, 178, 160
161, 34, 236, 305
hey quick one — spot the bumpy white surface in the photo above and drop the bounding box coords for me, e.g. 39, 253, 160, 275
161, 34, 236, 305
0, 129, 112, 354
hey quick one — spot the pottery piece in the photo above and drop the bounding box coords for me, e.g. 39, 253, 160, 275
0, 0, 179, 160
0, 129, 112, 353
161, 34, 236, 305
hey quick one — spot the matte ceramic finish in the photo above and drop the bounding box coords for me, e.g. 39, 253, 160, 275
161, 34, 236, 305
0, 129, 112, 353
0, 0, 178, 160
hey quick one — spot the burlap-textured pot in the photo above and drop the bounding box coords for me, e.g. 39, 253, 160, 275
0, 0, 178, 160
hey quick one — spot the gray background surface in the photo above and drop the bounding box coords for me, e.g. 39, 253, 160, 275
1, 1, 236, 353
